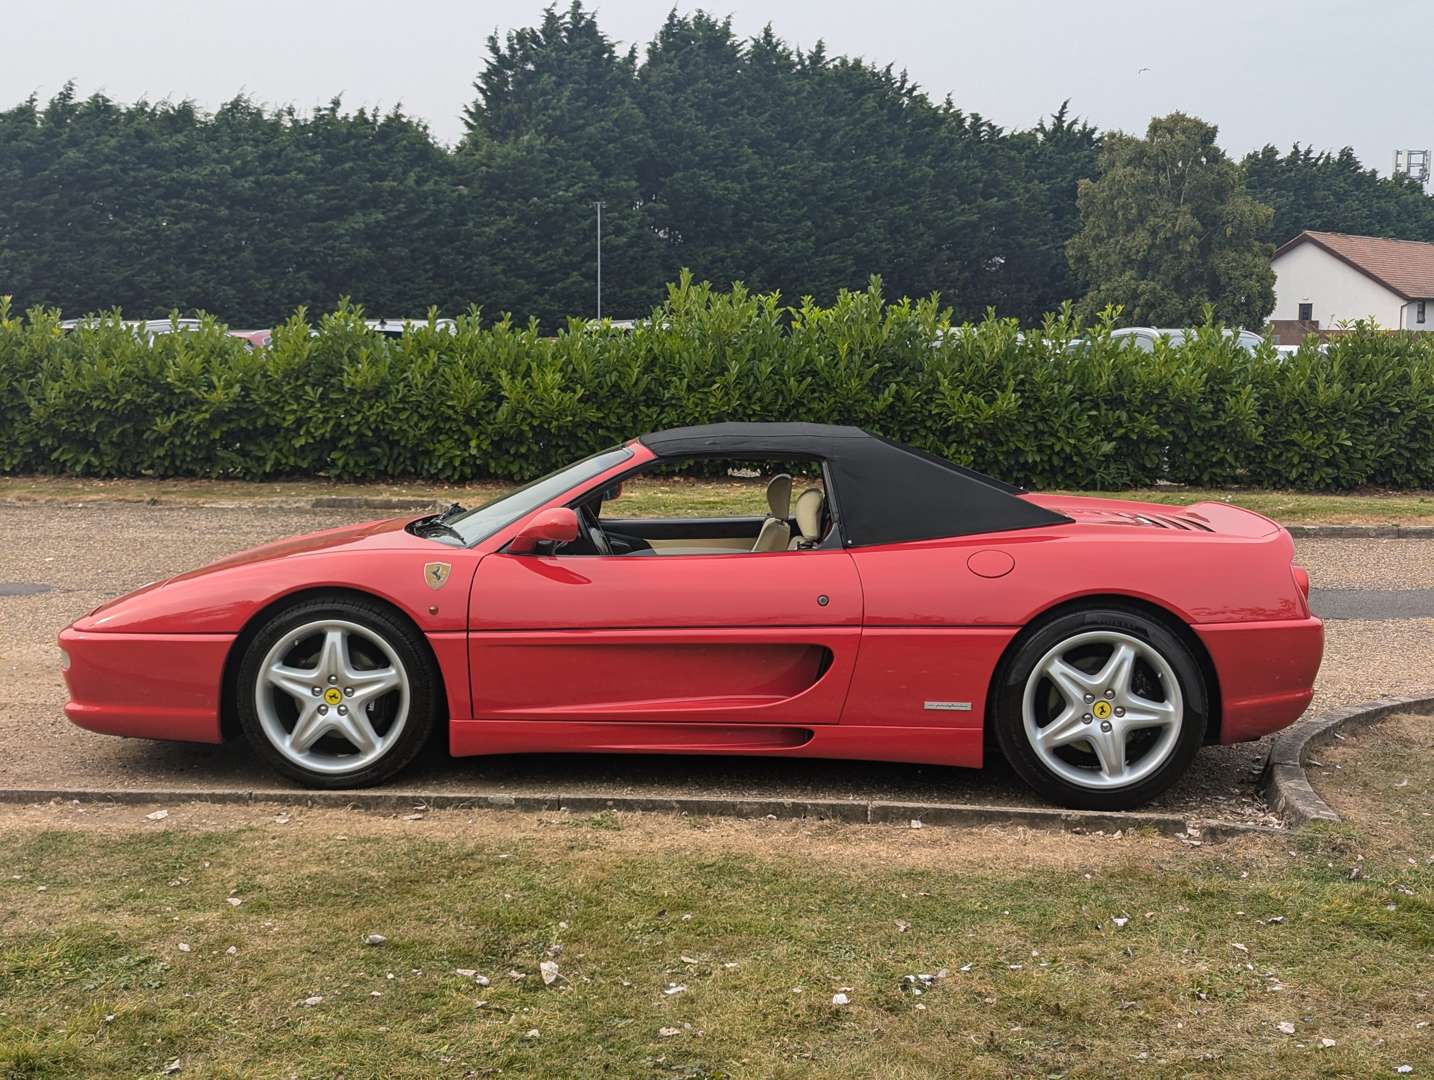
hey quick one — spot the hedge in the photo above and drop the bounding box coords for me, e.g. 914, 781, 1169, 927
3, 275, 1433, 491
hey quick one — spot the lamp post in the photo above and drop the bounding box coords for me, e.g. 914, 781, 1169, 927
593, 200, 605, 320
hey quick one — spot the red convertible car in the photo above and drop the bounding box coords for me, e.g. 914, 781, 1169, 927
59, 424, 1323, 810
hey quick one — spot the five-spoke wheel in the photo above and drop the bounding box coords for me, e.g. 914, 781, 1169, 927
994, 608, 1206, 810
237, 596, 437, 788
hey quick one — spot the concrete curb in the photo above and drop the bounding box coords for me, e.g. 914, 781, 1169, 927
0, 785, 1274, 840
1260, 691, 1434, 826
310, 496, 443, 511
1284, 524, 1434, 539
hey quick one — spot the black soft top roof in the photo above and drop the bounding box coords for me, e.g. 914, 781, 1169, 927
638, 423, 1068, 546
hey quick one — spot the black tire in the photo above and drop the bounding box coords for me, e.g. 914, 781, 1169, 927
236, 594, 439, 789
991, 606, 1208, 811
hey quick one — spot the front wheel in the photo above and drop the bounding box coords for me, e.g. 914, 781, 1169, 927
236, 596, 438, 788
992, 608, 1207, 811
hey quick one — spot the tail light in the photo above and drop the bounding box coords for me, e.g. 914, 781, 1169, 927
1292, 564, 1310, 599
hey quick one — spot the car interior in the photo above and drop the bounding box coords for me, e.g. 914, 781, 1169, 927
557, 457, 836, 556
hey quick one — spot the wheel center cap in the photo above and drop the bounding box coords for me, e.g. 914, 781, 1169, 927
1092, 699, 1113, 721
323, 687, 344, 706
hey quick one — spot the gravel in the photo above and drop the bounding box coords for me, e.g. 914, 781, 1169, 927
2, 506, 1427, 825
1295, 538, 1434, 590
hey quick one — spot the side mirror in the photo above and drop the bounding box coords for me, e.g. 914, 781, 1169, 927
508, 507, 579, 555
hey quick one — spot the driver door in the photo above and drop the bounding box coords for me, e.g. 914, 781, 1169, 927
467, 547, 862, 728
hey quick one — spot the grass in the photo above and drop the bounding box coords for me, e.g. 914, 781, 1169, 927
1070, 487, 1434, 526
6, 473, 1434, 524
1, 720, 1431, 1079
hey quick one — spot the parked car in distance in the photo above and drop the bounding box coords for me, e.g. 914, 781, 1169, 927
229, 330, 274, 350
932, 326, 1026, 347
365, 318, 457, 338
1108, 327, 1266, 353
582, 318, 673, 333
1274, 342, 1329, 357
60, 317, 277, 350
59, 317, 206, 339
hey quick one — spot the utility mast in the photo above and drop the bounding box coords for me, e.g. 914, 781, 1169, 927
593, 201, 605, 319
1394, 149, 1430, 186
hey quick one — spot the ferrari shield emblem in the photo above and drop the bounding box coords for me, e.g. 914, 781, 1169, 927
424, 562, 452, 590
1092, 699, 1113, 721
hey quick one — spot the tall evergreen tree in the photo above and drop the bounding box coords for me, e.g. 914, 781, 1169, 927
1243, 143, 1434, 247
0, 87, 462, 323
636, 14, 786, 292
460, 2, 659, 321
635, 14, 1057, 322
1009, 102, 1101, 314
8, 5, 1363, 329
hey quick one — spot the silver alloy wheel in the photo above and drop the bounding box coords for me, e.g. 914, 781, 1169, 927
254, 618, 410, 776
1021, 629, 1183, 790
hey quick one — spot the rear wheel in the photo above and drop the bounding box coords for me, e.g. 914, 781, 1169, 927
236, 596, 437, 788
992, 608, 1207, 811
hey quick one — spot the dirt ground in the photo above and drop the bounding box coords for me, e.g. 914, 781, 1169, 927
2, 503, 1431, 825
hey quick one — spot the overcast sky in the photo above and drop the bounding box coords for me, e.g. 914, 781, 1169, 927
5, 0, 1412, 171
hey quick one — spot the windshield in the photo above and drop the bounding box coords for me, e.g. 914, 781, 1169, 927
445, 446, 633, 545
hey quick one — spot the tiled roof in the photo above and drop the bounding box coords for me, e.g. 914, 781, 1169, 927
1274, 230, 1434, 300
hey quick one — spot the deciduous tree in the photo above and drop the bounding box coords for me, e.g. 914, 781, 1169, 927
1067, 112, 1274, 327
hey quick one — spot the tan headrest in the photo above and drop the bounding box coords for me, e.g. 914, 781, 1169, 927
794, 488, 824, 539
766, 473, 792, 519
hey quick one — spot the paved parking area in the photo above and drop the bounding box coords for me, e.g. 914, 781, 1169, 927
2, 504, 1430, 824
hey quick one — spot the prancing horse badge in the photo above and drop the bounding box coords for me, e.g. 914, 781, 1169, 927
424, 562, 451, 590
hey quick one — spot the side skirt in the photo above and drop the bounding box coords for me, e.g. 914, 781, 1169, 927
449, 719, 982, 768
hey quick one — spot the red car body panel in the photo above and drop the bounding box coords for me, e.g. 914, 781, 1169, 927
61, 516, 485, 739
1192, 619, 1322, 741
59, 434, 1324, 775
61, 632, 232, 743
228, 329, 273, 350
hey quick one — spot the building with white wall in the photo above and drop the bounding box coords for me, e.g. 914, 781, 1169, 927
1270, 230, 1434, 341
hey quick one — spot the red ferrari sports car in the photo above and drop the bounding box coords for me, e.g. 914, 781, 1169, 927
59, 424, 1323, 810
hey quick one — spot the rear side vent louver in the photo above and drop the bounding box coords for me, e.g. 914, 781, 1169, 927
1111, 512, 1215, 532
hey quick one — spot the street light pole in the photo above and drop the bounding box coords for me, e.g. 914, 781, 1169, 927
593, 200, 605, 320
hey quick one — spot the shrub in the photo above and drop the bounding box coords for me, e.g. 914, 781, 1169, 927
3, 279, 1432, 491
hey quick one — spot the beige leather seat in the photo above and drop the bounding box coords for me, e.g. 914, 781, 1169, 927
788, 488, 825, 549
751, 474, 792, 552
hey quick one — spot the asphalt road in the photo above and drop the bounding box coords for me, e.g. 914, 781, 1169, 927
1310, 587, 1434, 620
3, 505, 1431, 825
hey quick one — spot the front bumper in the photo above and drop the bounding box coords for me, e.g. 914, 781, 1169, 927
1194, 616, 1324, 743
59, 626, 233, 743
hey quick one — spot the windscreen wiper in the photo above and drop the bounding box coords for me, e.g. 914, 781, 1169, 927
418, 520, 465, 543
413, 502, 467, 543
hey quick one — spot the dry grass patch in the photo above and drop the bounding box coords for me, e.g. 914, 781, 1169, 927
1, 796, 1431, 1078
6, 474, 1434, 524
1072, 487, 1434, 526
1310, 710, 1434, 868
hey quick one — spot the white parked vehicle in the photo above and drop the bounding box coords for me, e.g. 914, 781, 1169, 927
1108, 327, 1266, 354
59, 317, 206, 339
364, 318, 456, 338
581, 317, 672, 333
1274, 341, 1328, 357
931, 325, 1026, 347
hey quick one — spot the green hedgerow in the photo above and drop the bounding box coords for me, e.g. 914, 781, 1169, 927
1, 279, 1428, 491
